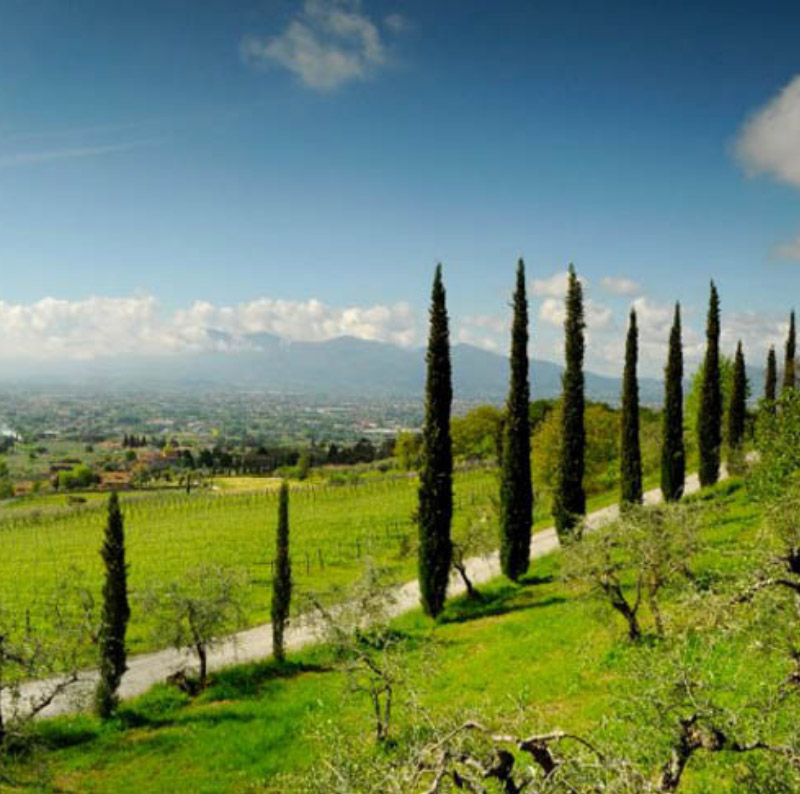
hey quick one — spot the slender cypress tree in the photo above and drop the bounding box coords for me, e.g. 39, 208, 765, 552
620, 309, 642, 506
728, 341, 747, 455
272, 481, 292, 663
783, 311, 796, 393
553, 265, 586, 536
500, 259, 533, 581
698, 281, 722, 487
417, 264, 453, 617
95, 492, 130, 719
765, 345, 777, 413
661, 303, 685, 502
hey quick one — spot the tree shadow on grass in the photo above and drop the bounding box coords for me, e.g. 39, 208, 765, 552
438, 585, 566, 625
114, 660, 329, 731
202, 660, 329, 703
518, 573, 555, 587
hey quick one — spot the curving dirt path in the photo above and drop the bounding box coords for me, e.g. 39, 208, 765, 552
11, 471, 709, 719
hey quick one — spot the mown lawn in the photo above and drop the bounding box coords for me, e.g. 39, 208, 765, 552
12, 478, 786, 794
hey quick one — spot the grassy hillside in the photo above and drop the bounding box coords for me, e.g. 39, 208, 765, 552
13, 477, 796, 793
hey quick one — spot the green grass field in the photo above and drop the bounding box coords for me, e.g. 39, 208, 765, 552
1, 471, 499, 655
11, 478, 792, 794
0, 468, 629, 657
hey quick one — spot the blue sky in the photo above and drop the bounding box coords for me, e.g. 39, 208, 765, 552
0, 0, 799, 376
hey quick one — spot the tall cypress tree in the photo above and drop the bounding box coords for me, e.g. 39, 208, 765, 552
783, 311, 796, 393
553, 265, 586, 537
728, 341, 747, 455
620, 309, 643, 506
272, 481, 292, 663
698, 281, 722, 487
500, 259, 533, 581
417, 264, 453, 617
661, 303, 685, 502
95, 492, 130, 719
765, 345, 777, 413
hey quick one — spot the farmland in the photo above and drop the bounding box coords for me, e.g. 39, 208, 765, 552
0, 469, 501, 655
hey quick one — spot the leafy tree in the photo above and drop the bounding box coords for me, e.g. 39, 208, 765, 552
394, 431, 422, 471
553, 265, 586, 536
783, 310, 796, 393
764, 345, 777, 413
272, 481, 292, 663
0, 588, 92, 747
95, 492, 130, 719
309, 568, 417, 745
529, 398, 555, 431
417, 265, 453, 618
532, 401, 662, 499
57, 464, 98, 491
500, 259, 533, 580
563, 504, 700, 641
620, 309, 642, 507
144, 566, 246, 690
727, 341, 747, 474
697, 281, 722, 487
451, 406, 503, 462
661, 303, 685, 502
751, 388, 800, 500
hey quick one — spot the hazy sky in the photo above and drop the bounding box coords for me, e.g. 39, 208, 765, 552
0, 0, 799, 376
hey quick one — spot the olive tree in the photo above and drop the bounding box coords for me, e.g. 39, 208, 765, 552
143, 565, 247, 690
562, 504, 701, 641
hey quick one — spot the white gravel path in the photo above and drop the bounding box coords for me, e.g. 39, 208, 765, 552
11, 471, 709, 719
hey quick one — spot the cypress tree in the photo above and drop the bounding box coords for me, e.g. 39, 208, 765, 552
661, 303, 685, 502
728, 341, 747, 454
783, 310, 796, 393
417, 264, 453, 617
95, 492, 130, 719
553, 265, 586, 537
765, 345, 777, 412
500, 259, 533, 581
620, 309, 642, 506
272, 481, 292, 663
698, 281, 722, 487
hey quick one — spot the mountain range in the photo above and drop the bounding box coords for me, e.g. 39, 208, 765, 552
0, 332, 665, 404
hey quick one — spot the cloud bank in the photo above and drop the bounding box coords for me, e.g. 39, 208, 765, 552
242, 0, 407, 91
0, 295, 418, 360
0, 285, 785, 383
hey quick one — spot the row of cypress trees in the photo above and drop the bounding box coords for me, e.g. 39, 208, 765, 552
417, 264, 798, 616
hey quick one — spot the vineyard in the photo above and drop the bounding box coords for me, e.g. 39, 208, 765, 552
0, 470, 504, 656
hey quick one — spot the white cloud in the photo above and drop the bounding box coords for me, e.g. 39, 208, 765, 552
721, 310, 788, 361
531, 270, 575, 298
242, 0, 400, 91
456, 314, 506, 353
601, 276, 641, 296
538, 297, 613, 331
0, 295, 420, 360
773, 233, 800, 261
456, 328, 501, 352
736, 74, 800, 188
461, 314, 505, 334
